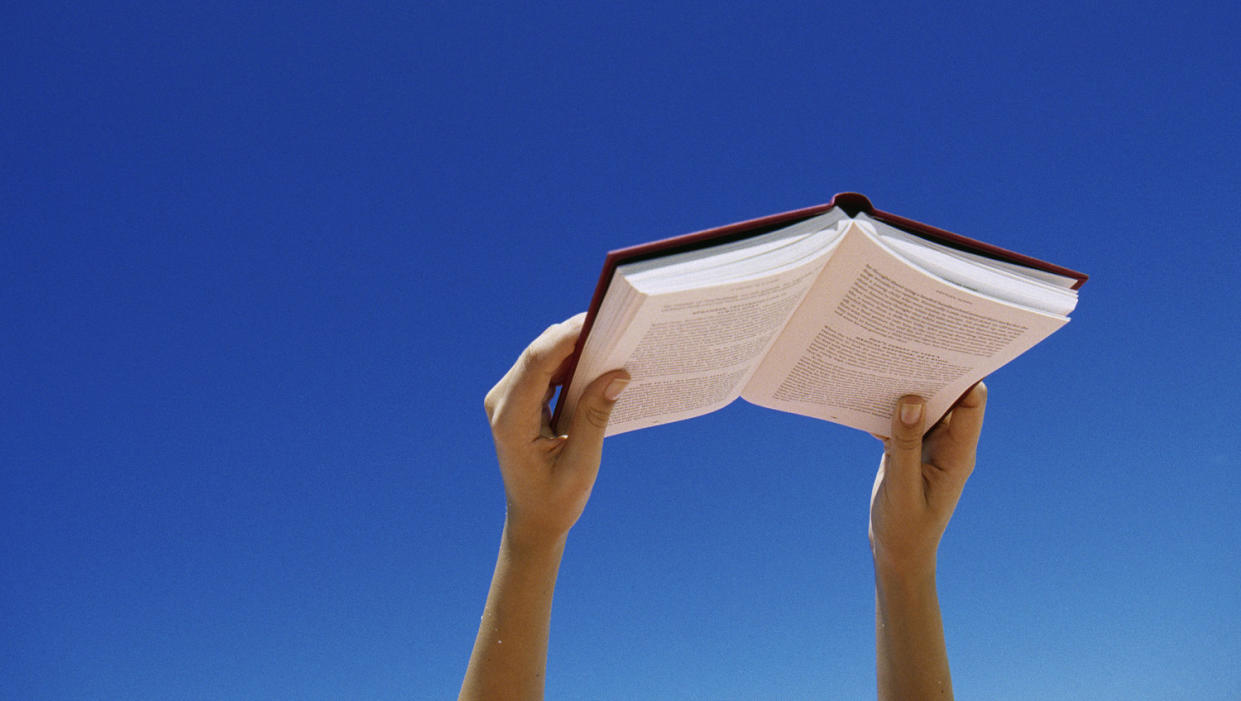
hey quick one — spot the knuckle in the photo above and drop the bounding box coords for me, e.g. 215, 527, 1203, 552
485, 394, 515, 432
581, 403, 611, 430
483, 384, 502, 420
890, 434, 921, 452
518, 341, 550, 375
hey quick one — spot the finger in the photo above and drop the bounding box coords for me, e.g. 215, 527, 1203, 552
923, 382, 987, 482
557, 369, 630, 480
509, 315, 584, 403
944, 382, 987, 453
938, 379, 987, 456
549, 315, 586, 384
886, 394, 927, 497
489, 315, 585, 436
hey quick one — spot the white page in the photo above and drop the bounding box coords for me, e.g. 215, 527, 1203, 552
626, 209, 846, 293
743, 222, 1068, 435
858, 212, 1081, 297
560, 253, 830, 436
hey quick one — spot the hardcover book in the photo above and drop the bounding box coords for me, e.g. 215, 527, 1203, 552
554, 193, 1087, 436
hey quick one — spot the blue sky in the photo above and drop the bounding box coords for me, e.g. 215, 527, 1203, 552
3, 1, 1239, 699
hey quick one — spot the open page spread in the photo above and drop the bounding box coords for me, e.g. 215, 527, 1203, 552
572, 259, 826, 436
742, 221, 1069, 435
559, 212, 848, 436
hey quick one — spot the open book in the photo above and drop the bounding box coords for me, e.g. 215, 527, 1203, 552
553, 193, 1088, 437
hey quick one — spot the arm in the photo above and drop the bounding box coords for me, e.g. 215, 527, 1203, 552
459, 314, 629, 701
868, 383, 987, 701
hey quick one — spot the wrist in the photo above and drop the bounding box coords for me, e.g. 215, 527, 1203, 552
502, 517, 570, 558
871, 545, 937, 584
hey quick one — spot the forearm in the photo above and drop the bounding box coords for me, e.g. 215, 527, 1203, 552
460, 523, 567, 701
874, 561, 953, 701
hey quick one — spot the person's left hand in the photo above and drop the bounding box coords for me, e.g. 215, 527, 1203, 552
484, 313, 630, 549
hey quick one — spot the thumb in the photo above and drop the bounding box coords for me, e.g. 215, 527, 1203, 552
558, 369, 630, 473
885, 394, 926, 498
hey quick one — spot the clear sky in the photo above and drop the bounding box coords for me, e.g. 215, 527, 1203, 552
3, 2, 1239, 699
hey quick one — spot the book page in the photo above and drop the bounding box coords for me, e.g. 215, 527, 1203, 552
743, 223, 1068, 435
857, 213, 1079, 313
562, 259, 827, 436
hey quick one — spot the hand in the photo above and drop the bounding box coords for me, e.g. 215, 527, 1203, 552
868, 383, 987, 576
462, 316, 628, 701
483, 313, 630, 548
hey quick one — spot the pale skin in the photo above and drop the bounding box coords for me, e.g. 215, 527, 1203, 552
460, 314, 986, 701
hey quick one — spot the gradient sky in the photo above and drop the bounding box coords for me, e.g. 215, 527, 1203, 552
4, 2, 1239, 699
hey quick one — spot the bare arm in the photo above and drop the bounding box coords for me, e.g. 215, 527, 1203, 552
869, 384, 987, 701
458, 525, 566, 701
459, 314, 629, 701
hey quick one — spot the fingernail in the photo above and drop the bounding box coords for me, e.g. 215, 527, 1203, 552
603, 378, 629, 401
899, 401, 923, 426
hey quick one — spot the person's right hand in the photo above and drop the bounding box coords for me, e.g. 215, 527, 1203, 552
868, 383, 987, 576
